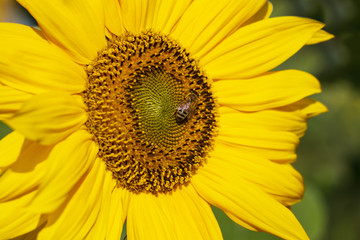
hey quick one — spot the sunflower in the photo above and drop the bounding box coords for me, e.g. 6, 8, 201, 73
0, 0, 333, 239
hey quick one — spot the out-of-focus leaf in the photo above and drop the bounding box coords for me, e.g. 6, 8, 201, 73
0, 121, 12, 139
292, 184, 327, 240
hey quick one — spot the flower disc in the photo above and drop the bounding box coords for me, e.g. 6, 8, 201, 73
83, 31, 217, 194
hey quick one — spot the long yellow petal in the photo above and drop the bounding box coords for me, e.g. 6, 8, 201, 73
0, 139, 53, 201
0, 191, 42, 239
119, 0, 192, 35
219, 104, 308, 140
171, 0, 267, 59
86, 169, 124, 240
297, 98, 328, 117
0, 84, 32, 120
0, 131, 25, 170
127, 185, 223, 239
201, 16, 327, 79
106, 188, 126, 240
242, 1, 273, 26
213, 70, 321, 111
218, 117, 299, 149
5, 92, 87, 145
17, 0, 106, 64
104, 0, 125, 36
148, 0, 192, 34
0, 23, 86, 94
216, 99, 327, 163
117, 0, 145, 33
38, 158, 104, 240
192, 166, 309, 240
223, 143, 297, 164
209, 140, 304, 206
121, 188, 131, 225
307, 29, 334, 45
272, 98, 328, 137
28, 130, 98, 214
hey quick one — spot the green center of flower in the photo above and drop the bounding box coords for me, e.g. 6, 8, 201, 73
131, 68, 185, 148
83, 31, 217, 194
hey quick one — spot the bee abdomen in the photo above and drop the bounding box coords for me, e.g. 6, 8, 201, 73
175, 92, 198, 124
176, 108, 189, 123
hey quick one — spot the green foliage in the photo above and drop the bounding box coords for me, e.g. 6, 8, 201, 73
0, 121, 12, 138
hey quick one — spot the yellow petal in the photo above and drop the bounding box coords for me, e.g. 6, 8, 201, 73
118, 0, 151, 33
0, 131, 24, 170
218, 107, 300, 163
17, 0, 106, 64
218, 108, 299, 162
0, 23, 86, 94
38, 158, 104, 239
284, 98, 328, 117
127, 185, 222, 239
227, 144, 297, 164
171, 0, 267, 59
297, 98, 328, 117
219, 106, 307, 136
209, 140, 304, 206
201, 17, 326, 79
242, 1, 273, 26
121, 188, 131, 223
106, 184, 126, 240
192, 166, 309, 240
273, 98, 328, 137
0, 84, 32, 120
307, 29, 334, 45
217, 99, 327, 163
104, 0, 125, 36
217, 121, 298, 163
119, 0, 192, 34
0, 139, 53, 201
86, 169, 124, 240
149, 0, 193, 34
5, 92, 87, 145
10, 226, 44, 240
0, 191, 42, 239
213, 70, 321, 111
219, 105, 305, 140
28, 130, 98, 213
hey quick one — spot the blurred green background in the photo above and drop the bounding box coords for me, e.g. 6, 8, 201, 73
1, 0, 359, 239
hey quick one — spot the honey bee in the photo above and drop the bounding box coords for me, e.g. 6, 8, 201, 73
175, 92, 198, 124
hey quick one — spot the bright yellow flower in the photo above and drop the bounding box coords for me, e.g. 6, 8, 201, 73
0, 0, 333, 239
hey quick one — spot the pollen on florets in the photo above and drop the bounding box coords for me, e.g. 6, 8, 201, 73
82, 31, 217, 194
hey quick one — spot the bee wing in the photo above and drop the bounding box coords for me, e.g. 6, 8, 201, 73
187, 98, 198, 119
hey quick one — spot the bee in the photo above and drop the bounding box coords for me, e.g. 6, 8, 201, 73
175, 92, 198, 124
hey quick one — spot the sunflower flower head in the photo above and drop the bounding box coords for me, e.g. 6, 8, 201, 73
83, 31, 217, 194
0, 0, 333, 239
